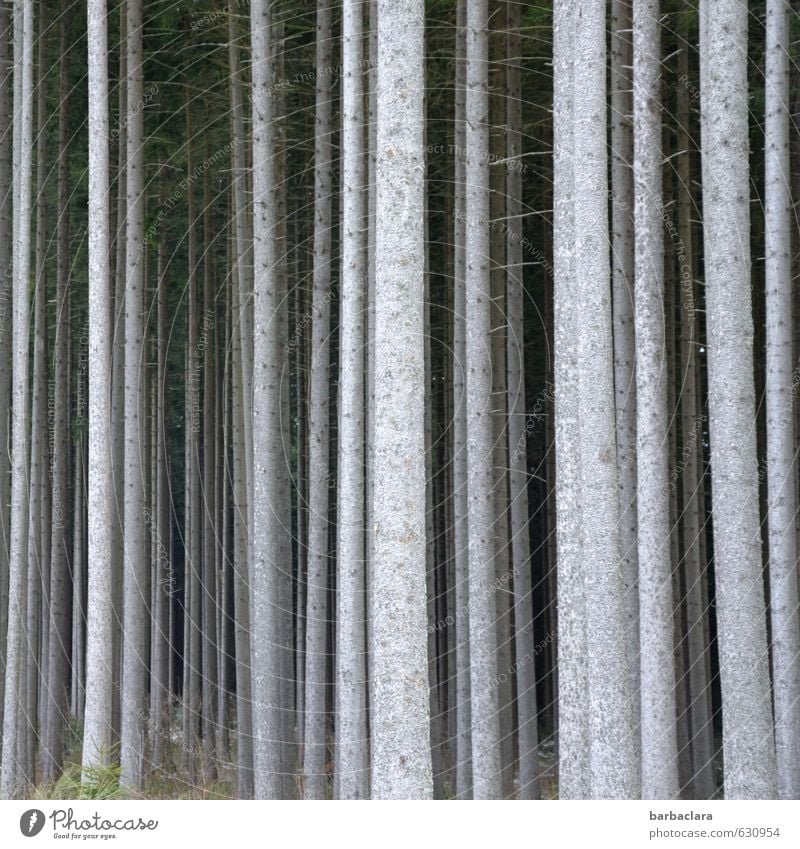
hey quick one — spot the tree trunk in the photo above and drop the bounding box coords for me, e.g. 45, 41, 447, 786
464, 0, 501, 800
451, 0, 472, 800
82, 0, 114, 780
0, 2, 11, 771
700, 0, 778, 799
764, 0, 800, 801
120, 0, 148, 790
371, 0, 433, 800
553, 0, 588, 800
632, 0, 679, 799
303, 0, 334, 800
610, 0, 640, 756
573, 0, 638, 799
335, 0, 369, 800
250, 0, 285, 798
227, 2, 254, 798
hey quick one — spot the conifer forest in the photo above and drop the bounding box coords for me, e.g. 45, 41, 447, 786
0, 0, 799, 802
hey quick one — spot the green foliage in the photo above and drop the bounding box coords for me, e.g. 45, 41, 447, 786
35, 758, 125, 801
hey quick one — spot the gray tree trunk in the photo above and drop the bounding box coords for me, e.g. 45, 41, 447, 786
610, 0, 640, 754
573, 0, 638, 799
0, 0, 33, 798
250, 0, 285, 798
370, 0, 433, 800
700, 0, 778, 799
464, 0, 501, 800
335, 0, 369, 800
553, 0, 588, 800
764, 0, 800, 801
0, 2, 11, 769
82, 0, 114, 779
451, 0, 472, 800
227, 2, 254, 797
120, 0, 148, 791
632, 0, 679, 799
303, 0, 333, 800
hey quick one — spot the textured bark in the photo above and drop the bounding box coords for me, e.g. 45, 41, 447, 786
553, 0, 588, 800
227, 3, 253, 797
573, 0, 638, 799
251, 0, 285, 798
82, 0, 114, 778
24, 0, 48, 784
335, 0, 369, 800
700, 0, 778, 799
120, 0, 148, 790
505, 0, 538, 801
464, 0, 501, 801
0, 2, 11, 767
109, 0, 126, 753
370, 0, 433, 800
451, 0, 472, 800
632, 0, 679, 799
0, 0, 33, 798
610, 0, 640, 753
303, 0, 333, 799
764, 0, 800, 801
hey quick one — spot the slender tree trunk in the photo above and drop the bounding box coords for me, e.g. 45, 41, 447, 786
150, 209, 170, 770
451, 0, 472, 800
227, 3, 254, 798
573, 0, 638, 799
553, 0, 588, 800
371, 0, 433, 800
201, 155, 219, 776
251, 0, 285, 798
303, 0, 333, 799
632, 0, 679, 799
764, 0, 800, 801
82, 0, 114, 779
464, 0, 501, 800
610, 0, 640, 755
335, 0, 368, 800
0, 2, 11, 770
700, 0, 778, 799
25, 0, 48, 783
120, 0, 148, 790
110, 3, 126, 749
0, 0, 33, 798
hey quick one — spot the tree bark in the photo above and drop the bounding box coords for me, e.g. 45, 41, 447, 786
553, 0, 588, 800
700, 0, 778, 799
370, 0, 433, 800
573, 0, 638, 799
632, 0, 679, 799
82, 0, 114, 781
764, 0, 800, 801
335, 0, 369, 800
